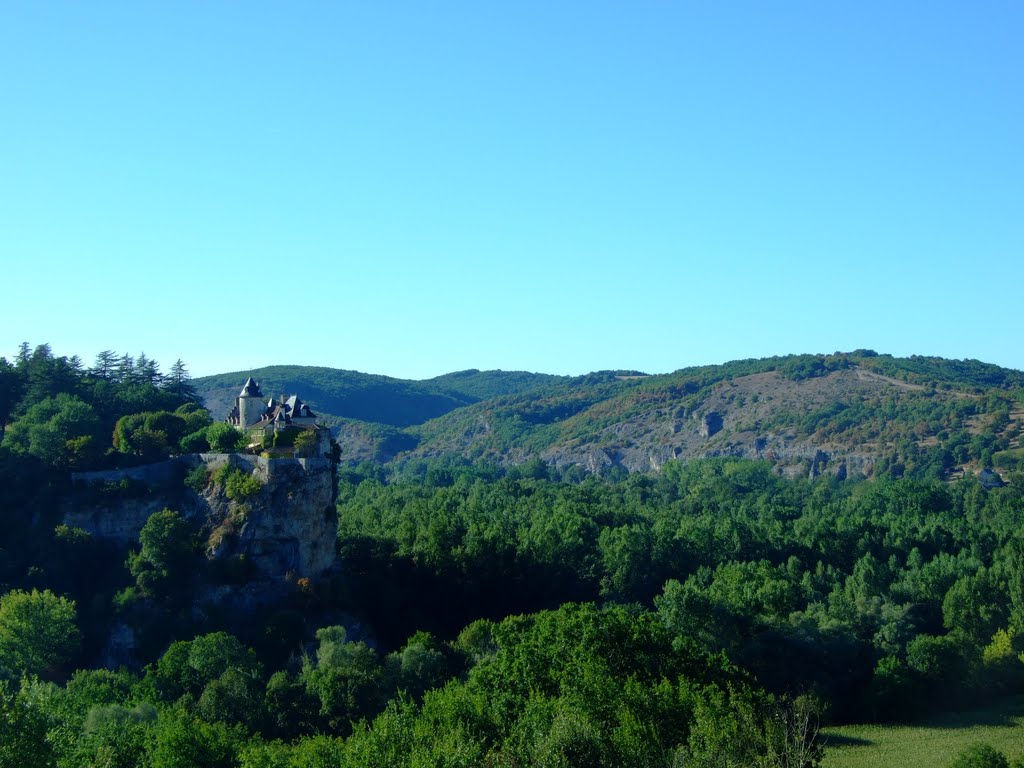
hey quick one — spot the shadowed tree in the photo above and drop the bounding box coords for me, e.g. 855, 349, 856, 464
0, 589, 80, 680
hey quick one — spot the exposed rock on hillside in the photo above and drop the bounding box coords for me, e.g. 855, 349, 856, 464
700, 412, 724, 438
66, 454, 338, 582
190, 353, 1023, 480
536, 371, 911, 477
404, 364, 1017, 479
193, 455, 337, 581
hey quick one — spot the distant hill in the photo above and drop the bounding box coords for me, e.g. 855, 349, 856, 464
196, 353, 1024, 479
423, 369, 567, 401
193, 366, 559, 428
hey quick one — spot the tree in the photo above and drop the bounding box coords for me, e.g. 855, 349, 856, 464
180, 429, 211, 454
175, 403, 211, 430
129, 510, 195, 598
113, 410, 190, 459
383, 631, 448, 700
149, 705, 237, 768
980, 628, 1024, 693
135, 353, 162, 387
164, 359, 197, 401
196, 667, 264, 729
0, 357, 23, 440
0, 680, 53, 768
293, 429, 319, 458
14, 344, 83, 414
90, 350, 119, 381
301, 626, 385, 731
74, 702, 156, 768
3, 393, 102, 468
943, 567, 1008, 650
146, 631, 266, 729
0, 589, 80, 680
207, 423, 242, 453
265, 670, 319, 739
116, 354, 135, 385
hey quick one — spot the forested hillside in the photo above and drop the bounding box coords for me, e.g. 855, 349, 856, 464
408, 352, 1024, 479
193, 366, 561, 429
4, 343, 1024, 765
197, 352, 1024, 481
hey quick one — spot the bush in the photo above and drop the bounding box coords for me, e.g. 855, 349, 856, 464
184, 465, 210, 494
294, 430, 319, 458
272, 430, 298, 449
949, 743, 1009, 768
992, 448, 1024, 470
218, 466, 263, 502
180, 429, 211, 454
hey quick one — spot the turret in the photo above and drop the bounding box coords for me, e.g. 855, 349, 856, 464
237, 376, 266, 429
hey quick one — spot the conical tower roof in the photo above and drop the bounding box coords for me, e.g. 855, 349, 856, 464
239, 377, 263, 397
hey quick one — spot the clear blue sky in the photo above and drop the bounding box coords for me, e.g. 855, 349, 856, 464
2, 2, 1021, 380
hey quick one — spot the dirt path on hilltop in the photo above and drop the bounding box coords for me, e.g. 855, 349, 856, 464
854, 367, 926, 391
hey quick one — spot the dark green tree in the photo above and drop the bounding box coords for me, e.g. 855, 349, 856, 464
0, 589, 80, 680
301, 626, 385, 732
206, 423, 242, 453
164, 359, 197, 401
90, 350, 119, 381
128, 510, 195, 599
0, 680, 53, 768
3, 393, 102, 468
0, 357, 23, 440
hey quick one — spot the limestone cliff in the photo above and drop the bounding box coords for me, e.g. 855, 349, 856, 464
191, 454, 337, 581
65, 453, 338, 583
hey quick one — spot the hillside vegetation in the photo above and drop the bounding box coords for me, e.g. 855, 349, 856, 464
193, 366, 561, 429
5, 344, 1024, 765
197, 352, 1024, 480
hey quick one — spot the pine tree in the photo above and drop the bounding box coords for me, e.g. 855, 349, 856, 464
91, 350, 118, 380
116, 354, 135, 385
136, 353, 162, 387
165, 359, 197, 401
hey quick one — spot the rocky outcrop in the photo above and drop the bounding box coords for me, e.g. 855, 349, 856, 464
64, 454, 338, 583
699, 412, 724, 438
64, 494, 181, 541
541, 387, 882, 482
199, 457, 337, 580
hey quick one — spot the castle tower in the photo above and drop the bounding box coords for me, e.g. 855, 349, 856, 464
237, 376, 266, 429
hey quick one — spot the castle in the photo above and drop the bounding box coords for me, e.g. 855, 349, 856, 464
227, 377, 332, 456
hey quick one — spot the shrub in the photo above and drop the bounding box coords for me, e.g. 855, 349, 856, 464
180, 428, 211, 454
294, 430, 319, 457
949, 743, 1009, 768
184, 465, 210, 494
273, 430, 298, 449
218, 466, 263, 502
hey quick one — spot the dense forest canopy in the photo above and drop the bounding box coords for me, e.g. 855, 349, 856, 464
2, 344, 1024, 765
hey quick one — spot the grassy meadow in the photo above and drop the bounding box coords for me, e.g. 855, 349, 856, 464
821, 697, 1024, 768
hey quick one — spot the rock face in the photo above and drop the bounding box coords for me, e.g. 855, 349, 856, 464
401, 368, 939, 479
536, 370, 900, 480
700, 412, 724, 438
65, 454, 338, 583
198, 456, 338, 581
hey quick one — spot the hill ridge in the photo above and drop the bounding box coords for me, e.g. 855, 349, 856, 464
193, 352, 1024, 479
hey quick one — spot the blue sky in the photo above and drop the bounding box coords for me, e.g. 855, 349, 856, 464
2, 3, 1021, 380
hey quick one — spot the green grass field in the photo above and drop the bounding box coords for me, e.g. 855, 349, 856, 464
821, 697, 1024, 768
